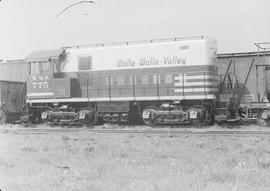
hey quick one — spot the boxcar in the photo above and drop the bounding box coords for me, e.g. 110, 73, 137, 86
0, 60, 28, 82
0, 81, 26, 124
0, 60, 28, 124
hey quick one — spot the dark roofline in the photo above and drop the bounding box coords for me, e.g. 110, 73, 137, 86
218, 51, 270, 58
6, 59, 26, 62
0, 60, 27, 65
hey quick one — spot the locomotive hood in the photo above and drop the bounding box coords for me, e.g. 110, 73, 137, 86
62, 36, 217, 73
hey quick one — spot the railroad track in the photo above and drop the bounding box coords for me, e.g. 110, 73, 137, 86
2, 126, 270, 136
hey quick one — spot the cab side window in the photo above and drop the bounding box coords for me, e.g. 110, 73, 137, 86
30, 62, 39, 75
30, 61, 51, 74
39, 62, 51, 74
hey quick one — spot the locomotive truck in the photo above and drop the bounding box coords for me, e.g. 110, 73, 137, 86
1, 36, 270, 126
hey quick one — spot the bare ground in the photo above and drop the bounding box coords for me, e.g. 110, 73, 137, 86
1, 125, 270, 191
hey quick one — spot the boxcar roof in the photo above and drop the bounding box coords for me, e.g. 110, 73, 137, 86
218, 51, 270, 58
0, 60, 26, 65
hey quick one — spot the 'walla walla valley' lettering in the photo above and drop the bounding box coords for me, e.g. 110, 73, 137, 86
117, 59, 136, 68
163, 56, 186, 65
116, 56, 186, 68
139, 58, 159, 66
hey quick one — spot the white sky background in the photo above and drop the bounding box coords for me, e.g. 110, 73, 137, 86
0, 0, 269, 60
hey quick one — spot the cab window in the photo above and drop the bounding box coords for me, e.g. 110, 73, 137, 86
30, 62, 39, 75
40, 62, 51, 73
30, 61, 51, 74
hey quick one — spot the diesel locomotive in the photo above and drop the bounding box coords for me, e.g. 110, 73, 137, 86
25, 36, 219, 125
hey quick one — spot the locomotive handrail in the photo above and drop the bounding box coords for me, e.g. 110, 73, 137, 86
254, 42, 270, 51
62, 36, 206, 49
81, 70, 215, 101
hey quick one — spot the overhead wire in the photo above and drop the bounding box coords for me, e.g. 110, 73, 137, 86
55, 0, 95, 19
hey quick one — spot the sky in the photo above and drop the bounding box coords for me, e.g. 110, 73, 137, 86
0, 0, 269, 60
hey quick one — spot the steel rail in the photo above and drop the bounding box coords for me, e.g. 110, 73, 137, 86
2, 127, 270, 136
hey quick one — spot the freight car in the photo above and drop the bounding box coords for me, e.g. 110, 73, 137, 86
21, 36, 270, 126
0, 60, 28, 125
0, 59, 29, 82
216, 43, 270, 126
0, 81, 26, 124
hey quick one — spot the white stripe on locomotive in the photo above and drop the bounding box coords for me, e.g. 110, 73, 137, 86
173, 72, 217, 93
174, 88, 218, 93
27, 95, 216, 103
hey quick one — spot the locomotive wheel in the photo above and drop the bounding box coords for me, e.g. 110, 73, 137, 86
257, 109, 270, 127
142, 106, 159, 126
188, 105, 210, 126
0, 110, 7, 125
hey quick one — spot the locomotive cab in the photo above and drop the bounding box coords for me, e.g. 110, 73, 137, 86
26, 50, 72, 101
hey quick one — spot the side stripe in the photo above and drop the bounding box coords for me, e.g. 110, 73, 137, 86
27, 95, 216, 103
27, 92, 54, 97
174, 88, 218, 93
174, 81, 218, 86
174, 74, 214, 80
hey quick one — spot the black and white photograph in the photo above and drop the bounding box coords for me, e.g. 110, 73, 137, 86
0, 0, 270, 190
